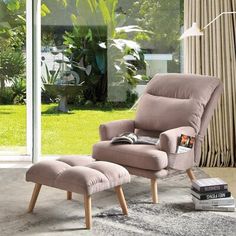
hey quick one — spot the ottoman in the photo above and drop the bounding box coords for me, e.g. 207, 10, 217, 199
26, 156, 130, 229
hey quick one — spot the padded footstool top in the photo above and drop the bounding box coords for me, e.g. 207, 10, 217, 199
26, 156, 130, 195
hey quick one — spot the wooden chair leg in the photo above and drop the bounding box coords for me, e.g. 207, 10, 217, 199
115, 185, 128, 215
151, 179, 158, 204
28, 183, 42, 213
67, 191, 72, 200
186, 168, 196, 181
84, 194, 92, 229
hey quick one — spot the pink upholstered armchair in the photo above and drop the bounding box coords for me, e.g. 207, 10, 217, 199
92, 73, 223, 203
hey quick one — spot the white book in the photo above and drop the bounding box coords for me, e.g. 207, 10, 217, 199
177, 146, 191, 153
195, 204, 235, 212
192, 196, 235, 206
192, 177, 227, 192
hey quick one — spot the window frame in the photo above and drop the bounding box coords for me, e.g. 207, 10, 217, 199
26, 0, 41, 163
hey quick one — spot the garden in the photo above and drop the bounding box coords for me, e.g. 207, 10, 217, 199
0, 104, 134, 154
0, 0, 182, 155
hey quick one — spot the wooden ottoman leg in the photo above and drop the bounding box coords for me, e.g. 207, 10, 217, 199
28, 183, 42, 213
115, 185, 128, 215
84, 194, 92, 229
151, 179, 158, 204
67, 191, 72, 200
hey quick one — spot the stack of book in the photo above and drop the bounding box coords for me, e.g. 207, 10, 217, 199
191, 177, 235, 212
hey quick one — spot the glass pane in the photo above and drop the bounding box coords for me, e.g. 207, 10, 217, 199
0, 0, 27, 156
41, 0, 182, 156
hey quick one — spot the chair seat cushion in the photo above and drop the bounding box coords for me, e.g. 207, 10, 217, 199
92, 141, 168, 171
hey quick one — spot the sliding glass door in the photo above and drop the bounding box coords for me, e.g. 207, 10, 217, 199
39, 0, 183, 158
0, 0, 27, 157
0, 0, 183, 161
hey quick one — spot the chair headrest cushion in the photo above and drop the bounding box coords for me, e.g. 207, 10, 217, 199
135, 73, 221, 133
145, 73, 220, 106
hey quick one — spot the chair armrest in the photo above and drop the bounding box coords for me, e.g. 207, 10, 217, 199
99, 119, 135, 141
157, 126, 196, 153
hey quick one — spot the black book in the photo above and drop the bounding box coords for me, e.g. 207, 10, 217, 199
111, 132, 159, 145
191, 188, 231, 200
192, 178, 228, 192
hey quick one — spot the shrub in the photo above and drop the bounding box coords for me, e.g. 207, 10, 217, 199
125, 90, 138, 107
11, 77, 26, 104
0, 88, 14, 104
0, 49, 25, 90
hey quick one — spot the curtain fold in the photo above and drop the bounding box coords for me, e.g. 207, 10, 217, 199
184, 0, 236, 167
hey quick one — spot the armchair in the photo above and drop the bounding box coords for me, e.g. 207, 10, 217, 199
92, 73, 223, 203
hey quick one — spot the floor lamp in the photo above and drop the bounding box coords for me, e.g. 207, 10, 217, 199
180, 11, 236, 39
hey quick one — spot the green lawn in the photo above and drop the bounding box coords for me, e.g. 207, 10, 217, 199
0, 105, 26, 147
0, 104, 135, 155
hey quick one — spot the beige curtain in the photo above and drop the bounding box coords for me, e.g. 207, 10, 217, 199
184, 0, 236, 167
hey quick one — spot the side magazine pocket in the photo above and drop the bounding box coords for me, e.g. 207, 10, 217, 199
168, 147, 195, 170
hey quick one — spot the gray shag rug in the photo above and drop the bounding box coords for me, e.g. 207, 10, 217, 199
95, 199, 236, 236
0, 167, 235, 236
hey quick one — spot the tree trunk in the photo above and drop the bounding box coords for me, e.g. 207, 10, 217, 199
96, 73, 107, 102
0, 77, 5, 91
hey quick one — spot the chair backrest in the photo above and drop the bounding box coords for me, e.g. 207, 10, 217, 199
135, 73, 223, 165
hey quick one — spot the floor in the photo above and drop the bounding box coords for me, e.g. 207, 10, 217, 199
1, 161, 235, 196
203, 168, 236, 197
0, 166, 235, 236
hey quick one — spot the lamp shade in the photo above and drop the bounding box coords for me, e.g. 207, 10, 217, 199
179, 22, 203, 40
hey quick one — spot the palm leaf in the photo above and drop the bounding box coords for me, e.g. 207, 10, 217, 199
98, 0, 111, 24
52, 66, 61, 82
45, 64, 51, 83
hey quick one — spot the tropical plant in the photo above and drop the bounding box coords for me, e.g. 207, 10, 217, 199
11, 77, 26, 104
41, 61, 61, 103
0, 0, 26, 102
0, 0, 26, 50
0, 48, 25, 91
63, 25, 107, 102
41, 63, 61, 85
60, 0, 150, 103
109, 37, 147, 86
